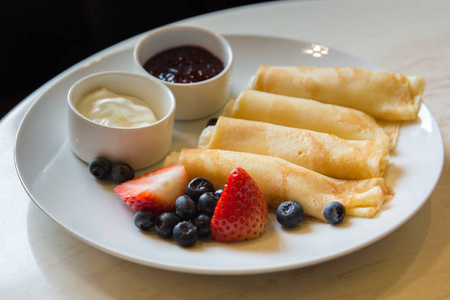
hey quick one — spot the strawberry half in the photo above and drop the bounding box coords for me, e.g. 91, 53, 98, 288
114, 165, 188, 215
210, 167, 268, 243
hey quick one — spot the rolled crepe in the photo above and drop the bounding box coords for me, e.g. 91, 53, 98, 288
376, 119, 401, 149
223, 89, 392, 149
164, 148, 394, 222
198, 116, 389, 180
250, 66, 425, 121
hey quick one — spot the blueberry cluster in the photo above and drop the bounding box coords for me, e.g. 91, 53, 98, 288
88, 157, 135, 184
134, 177, 222, 247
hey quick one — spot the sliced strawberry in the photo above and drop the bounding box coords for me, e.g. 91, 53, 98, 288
210, 167, 268, 243
114, 165, 188, 215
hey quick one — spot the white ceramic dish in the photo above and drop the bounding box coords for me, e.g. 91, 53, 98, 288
134, 25, 234, 121
15, 34, 444, 275
67, 71, 176, 170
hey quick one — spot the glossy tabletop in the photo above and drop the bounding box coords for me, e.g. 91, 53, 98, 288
1, 0, 450, 299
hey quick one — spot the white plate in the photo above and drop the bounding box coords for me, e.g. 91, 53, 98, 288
15, 34, 444, 275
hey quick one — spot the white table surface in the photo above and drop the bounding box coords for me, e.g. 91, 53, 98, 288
2, 0, 450, 299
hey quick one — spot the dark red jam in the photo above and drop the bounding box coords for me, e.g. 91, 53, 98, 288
143, 45, 224, 84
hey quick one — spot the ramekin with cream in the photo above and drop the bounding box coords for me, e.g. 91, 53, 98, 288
67, 71, 175, 170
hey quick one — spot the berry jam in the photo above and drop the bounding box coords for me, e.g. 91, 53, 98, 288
143, 45, 224, 84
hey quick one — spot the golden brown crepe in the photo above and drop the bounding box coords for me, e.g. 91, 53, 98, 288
250, 66, 425, 121
223, 89, 392, 149
376, 119, 402, 149
164, 148, 394, 222
198, 116, 389, 180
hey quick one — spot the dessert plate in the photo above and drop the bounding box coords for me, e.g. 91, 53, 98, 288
15, 34, 444, 275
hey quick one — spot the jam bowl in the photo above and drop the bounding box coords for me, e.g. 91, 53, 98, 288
67, 71, 176, 170
133, 25, 233, 121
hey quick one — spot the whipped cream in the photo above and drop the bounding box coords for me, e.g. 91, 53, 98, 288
76, 88, 158, 128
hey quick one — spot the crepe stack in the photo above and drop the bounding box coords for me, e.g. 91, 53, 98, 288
164, 66, 425, 222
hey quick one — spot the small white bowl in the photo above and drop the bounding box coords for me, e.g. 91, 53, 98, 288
133, 25, 233, 121
67, 71, 175, 170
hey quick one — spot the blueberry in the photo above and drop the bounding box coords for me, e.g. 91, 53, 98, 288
198, 192, 219, 217
323, 201, 346, 225
276, 200, 304, 228
88, 157, 111, 179
185, 177, 215, 202
155, 212, 180, 238
206, 118, 218, 127
214, 188, 223, 198
193, 214, 211, 237
111, 162, 135, 184
173, 221, 199, 247
175, 195, 198, 220
133, 210, 156, 231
